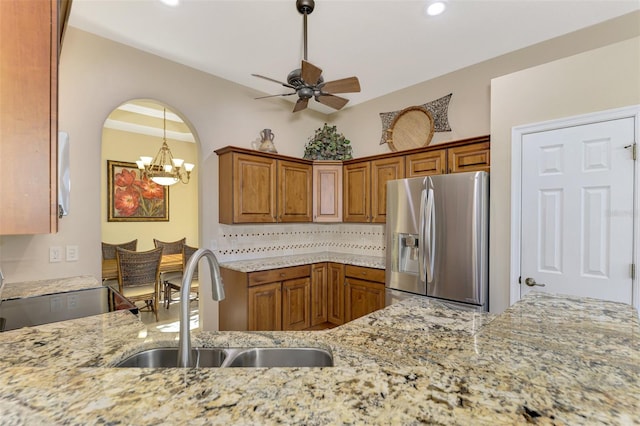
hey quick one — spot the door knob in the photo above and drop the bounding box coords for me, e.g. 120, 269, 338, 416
524, 277, 545, 287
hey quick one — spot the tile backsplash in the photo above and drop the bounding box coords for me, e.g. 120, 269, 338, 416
215, 223, 385, 262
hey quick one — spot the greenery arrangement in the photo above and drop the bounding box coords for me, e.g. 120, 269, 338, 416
303, 123, 353, 160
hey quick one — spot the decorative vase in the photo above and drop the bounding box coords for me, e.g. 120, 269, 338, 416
258, 128, 277, 153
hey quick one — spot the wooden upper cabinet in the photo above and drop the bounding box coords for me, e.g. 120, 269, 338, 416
312, 162, 343, 222
343, 161, 371, 222
448, 141, 490, 173
216, 147, 312, 224
0, 0, 58, 235
344, 157, 404, 223
406, 149, 447, 177
371, 157, 404, 223
278, 159, 313, 222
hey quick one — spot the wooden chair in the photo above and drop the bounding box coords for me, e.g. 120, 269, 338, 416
153, 238, 186, 299
153, 237, 185, 255
116, 247, 163, 321
165, 245, 199, 309
102, 239, 137, 260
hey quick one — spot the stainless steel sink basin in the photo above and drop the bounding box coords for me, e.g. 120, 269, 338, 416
225, 347, 333, 368
116, 347, 227, 368
114, 347, 333, 368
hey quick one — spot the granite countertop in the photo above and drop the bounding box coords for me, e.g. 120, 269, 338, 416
0, 281, 638, 424
219, 252, 385, 272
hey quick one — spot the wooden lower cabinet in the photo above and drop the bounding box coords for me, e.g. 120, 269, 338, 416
220, 263, 385, 330
327, 263, 345, 325
344, 265, 386, 322
219, 265, 311, 331
248, 282, 281, 331
311, 263, 328, 326
282, 277, 311, 330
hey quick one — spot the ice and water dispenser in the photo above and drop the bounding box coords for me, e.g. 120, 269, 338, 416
391, 232, 420, 275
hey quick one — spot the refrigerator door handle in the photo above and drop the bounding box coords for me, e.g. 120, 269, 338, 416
425, 179, 435, 283
419, 188, 427, 288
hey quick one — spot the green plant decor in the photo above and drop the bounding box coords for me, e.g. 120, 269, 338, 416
303, 123, 353, 160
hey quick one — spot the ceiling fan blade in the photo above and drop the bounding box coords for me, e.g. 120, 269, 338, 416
293, 98, 309, 113
255, 92, 296, 99
316, 94, 349, 110
251, 73, 295, 89
301, 60, 322, 85
321, 76, 361, 94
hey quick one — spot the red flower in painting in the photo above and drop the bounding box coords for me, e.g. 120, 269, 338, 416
114, 187, 140, 217
134, 178, 164, 200
114, 168, 137, 188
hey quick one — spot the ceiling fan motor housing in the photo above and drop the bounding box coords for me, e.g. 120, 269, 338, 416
296, 0, 315, 15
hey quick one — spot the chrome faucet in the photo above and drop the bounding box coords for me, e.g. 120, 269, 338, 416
177, 248, 225, 368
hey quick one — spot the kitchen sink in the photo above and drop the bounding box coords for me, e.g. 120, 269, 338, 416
224, 347, 333, 368
116, 347, 227, 368
114, 347, 333, 368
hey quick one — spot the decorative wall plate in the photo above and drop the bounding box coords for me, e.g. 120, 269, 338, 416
386, 106, 434, 152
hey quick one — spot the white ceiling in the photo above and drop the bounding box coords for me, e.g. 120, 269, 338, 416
69, 0, 639, 114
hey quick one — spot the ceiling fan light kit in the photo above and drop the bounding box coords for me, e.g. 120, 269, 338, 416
252, 0, 361, 113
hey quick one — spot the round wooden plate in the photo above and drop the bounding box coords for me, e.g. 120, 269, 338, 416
386, 106, 435, 152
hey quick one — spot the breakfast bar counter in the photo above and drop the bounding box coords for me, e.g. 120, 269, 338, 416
0, 287, 638, 424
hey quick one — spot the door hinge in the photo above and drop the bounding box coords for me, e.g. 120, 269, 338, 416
631, 264, 636, 280
624, 143, 637, 160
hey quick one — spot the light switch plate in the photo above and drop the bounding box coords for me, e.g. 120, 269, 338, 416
66, 245, 79, 262
49, 247, 63, 263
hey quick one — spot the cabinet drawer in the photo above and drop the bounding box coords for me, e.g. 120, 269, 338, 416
248, 265, 311, 287
344, 265, 385, 283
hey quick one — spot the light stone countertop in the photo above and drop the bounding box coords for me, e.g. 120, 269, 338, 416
0, 276, 638, 424
219, 252, 385, 272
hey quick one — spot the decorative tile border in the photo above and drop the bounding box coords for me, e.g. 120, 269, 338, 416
214, 223, 385, 262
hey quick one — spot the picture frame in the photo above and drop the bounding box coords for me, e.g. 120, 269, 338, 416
107, 160, 169, 222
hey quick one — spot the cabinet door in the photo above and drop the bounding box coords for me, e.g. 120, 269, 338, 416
248, 282, 282, 331
343, 161, 370, 222
371, 157, 405, 223
406, 150, 447, 177
327, 263, 345, 325
312, 162, 343, 222
278, 160, 312, 222
447, 142, 490, 173
233, 153, 277, 223
345, 278, 385, 322
282, 277, 311, 330
0, 0, 58, 234
310, 263, 328, 326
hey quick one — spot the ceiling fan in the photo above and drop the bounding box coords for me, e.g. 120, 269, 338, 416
252, 0, 361, 113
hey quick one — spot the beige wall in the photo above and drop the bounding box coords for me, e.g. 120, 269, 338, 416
101, 124, 198, 252
490, 36, 640, 313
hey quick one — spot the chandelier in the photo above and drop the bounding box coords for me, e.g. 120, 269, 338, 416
136, 108, 194, 186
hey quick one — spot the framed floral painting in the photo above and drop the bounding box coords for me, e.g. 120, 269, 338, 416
107, 160, 169, 222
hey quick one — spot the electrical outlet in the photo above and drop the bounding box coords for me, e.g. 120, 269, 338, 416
49, 246, 63, 263
50, 295, 64, 312
67, 294, 79, 310
66, 245, 79, 262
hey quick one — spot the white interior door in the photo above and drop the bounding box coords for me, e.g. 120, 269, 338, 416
520, 117, 635, 304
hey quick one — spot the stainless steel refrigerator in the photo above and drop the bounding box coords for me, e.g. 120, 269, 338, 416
385, 172, 489, 311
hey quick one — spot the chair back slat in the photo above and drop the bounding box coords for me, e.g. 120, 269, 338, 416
116, 247, 163, 290
183, 245, 199, 279
153, 238, 186, 255
102, 239, 137, 260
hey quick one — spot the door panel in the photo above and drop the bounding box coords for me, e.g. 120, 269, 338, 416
282, 277, 311, 330
521, 118, 634, 304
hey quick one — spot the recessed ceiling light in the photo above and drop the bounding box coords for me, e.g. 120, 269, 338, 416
425, 1, 446, 16
160, 0, 180, 6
